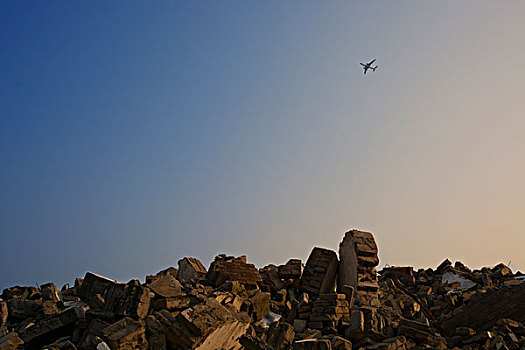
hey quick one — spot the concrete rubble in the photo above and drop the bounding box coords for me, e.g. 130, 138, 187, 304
2, 230, 525, 349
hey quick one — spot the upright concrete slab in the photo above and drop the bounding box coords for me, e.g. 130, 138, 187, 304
338, 230, 380, 307
300, 248, 338, 299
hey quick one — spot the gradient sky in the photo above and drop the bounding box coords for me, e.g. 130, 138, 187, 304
2, 2, 525, 290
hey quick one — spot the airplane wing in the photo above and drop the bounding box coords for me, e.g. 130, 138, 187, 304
368, 59, 376, 65
363, 67, 368, 74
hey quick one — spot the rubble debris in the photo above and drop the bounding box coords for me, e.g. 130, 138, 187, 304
101, 317, 148, 350
266, 321, 295, 349
380, 267, 414, 286
242, 290, 271, 322
0, 332, 23, 350
0, 302, 7, 327
2, 229, 525, 350
441, 283, 525, 334
42, 336, 77, 350
146, 274, 183, 298
293, 338, 332, 350
145, 267, 178, 284
338, 230, 380, 307
101, 280, 153, 319
19, 306, 84, 347
40, 283, 61, 303
177, 257, 207, 282
300, 248, 338, 299
207, 255, 263, 289
239, 334, 274, 350
6, 299, 41, 322
76, 273, 118, 301
308, 293, 349, 333
1, 286, 41, 301
279, 259, 303, 280
173, 298, 249, 349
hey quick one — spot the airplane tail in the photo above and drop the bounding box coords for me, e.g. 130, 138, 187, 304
372, 66, 377, 72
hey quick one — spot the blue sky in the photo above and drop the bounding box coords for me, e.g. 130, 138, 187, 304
2, 2, 525, 289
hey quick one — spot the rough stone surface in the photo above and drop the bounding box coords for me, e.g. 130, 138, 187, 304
177, 257, 207, 282
0, 303, 7, 327
300, 248, 338, 298
293, 338, 332, 350
441, 283, 525, 335
0, 332, 23, 350
207, 255, 263, 289
242, 290, 271, 322
145, 267, 178, 285
279, 259, 303, 280
239, 334, 274, 350
101, 317, 148, 350
266, 321, 295, 349
19, 306, 83, 346
77, 273, 118, 301
338, 230, 379, 306
101, 281, 153, 319
146, 274, 183, 298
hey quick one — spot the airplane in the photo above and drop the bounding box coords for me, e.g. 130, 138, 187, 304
360, 59, 378, 75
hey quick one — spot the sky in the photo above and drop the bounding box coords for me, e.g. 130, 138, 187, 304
2, 1, 525, 290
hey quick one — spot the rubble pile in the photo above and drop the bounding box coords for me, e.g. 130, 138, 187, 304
1, 230, 525, 350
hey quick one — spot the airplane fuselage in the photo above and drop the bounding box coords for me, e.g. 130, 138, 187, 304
360, 59, 378, 74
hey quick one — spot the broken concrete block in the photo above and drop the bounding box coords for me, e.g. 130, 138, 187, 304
147, 334, 166, 350
279, 259, 303, 279
144, 312, 170, 348
42, 336, 77, 350
0, 303, 7, 327
441, 284, 525, 335
19, 306, 83, 346
294, 319, 307, 333
331, 336, 352, 350
293, 338, 332, 350
6, 299, 41, 321
267, 321, 295, 349
207, 255, 262, 289
242, 291, 271, 322
308, 293, 349, 331
338, 230, 379, 306
81, 316, 112, 345
380, 267, 415, 286
77, 273, 118, 301
145, 267, 178, 284
239, 334, 275, 350
1, 286, 41, 301
101, 317, 148, 350
0, 332, 23, 350
300, 248, 338, 298
88, 293, 105, 310
152, 297, 249, 349
260, 265, 284, 291
42, 300, 60, 316
397, 318, 431, 343
345, 310, 365, 340
101, 280, 153, 319
340, 285, 354, 308
436, 259, 452, 273
146, 274, 183, 298
177, 257, 207, 282
41, 283, 61, 303
151, 295, 194, 311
